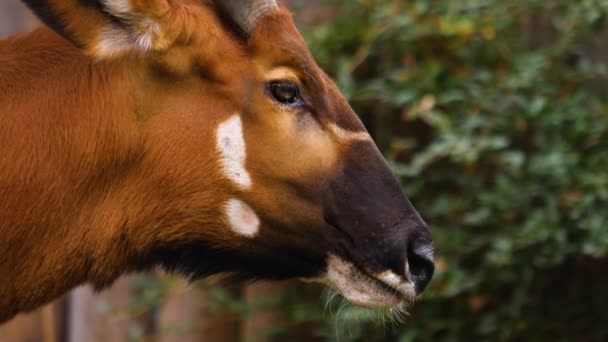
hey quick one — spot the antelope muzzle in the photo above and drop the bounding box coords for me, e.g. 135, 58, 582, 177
321, 142, 434, 307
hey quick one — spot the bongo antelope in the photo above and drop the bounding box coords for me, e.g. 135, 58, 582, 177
0, 0, 434, 322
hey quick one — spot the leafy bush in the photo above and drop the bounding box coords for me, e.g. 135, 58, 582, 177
122, 1, 607, 340
297, 0, 608, 340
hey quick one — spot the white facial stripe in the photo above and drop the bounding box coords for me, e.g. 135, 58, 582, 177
225, 198, 260, 237
329, 124, 373, 143
216, 114, 252, 188
264, 67, 300, 82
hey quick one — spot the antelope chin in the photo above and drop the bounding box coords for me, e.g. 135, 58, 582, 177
304, 255, 417, 309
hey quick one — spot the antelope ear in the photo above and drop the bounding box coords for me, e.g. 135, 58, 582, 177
23, 0, 184, 58
214, 0, 278, 37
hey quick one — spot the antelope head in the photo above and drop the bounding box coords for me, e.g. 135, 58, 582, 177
12, 0, 434, 312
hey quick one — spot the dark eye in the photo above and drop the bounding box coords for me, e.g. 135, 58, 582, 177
268, 81, 301, 105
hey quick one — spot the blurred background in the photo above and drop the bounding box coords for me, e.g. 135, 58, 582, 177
1, 0, 607, 341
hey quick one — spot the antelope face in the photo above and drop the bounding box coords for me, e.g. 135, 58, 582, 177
197, 5, 435, 308
22, 0, 434, 309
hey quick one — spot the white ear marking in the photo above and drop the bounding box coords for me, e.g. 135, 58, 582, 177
216, 114, 252, 188
94, 0, 164, 57
101, 0, 132, 16
133, 19, 161, 51
95, 24, 133, 57
225, 198, 260, 237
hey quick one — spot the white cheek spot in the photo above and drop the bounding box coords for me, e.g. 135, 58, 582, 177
216, 114, 252, 188
225, 199, 260, 237
329, 124, 373, 143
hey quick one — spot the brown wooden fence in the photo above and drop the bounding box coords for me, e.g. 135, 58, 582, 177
0, 275, 302, 342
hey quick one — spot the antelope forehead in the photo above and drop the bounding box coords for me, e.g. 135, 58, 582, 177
216, 114, 252, 188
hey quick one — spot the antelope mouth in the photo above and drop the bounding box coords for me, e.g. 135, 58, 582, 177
305, 255, 417, 309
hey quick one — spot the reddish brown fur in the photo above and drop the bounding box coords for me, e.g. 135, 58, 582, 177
0, 1, 355, 322
1, 0, 434, 323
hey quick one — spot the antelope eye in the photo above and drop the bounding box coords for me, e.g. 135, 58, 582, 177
268, 81, 301, 106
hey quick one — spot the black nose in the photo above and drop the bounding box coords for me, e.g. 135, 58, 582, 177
407, 235, 435, 294
380, 226, 435, 294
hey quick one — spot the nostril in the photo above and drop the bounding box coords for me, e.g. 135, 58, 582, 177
407, 244, 435, 294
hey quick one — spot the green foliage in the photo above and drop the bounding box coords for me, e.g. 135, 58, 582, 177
299, 0, 608, 340
120, 1, 608, 340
